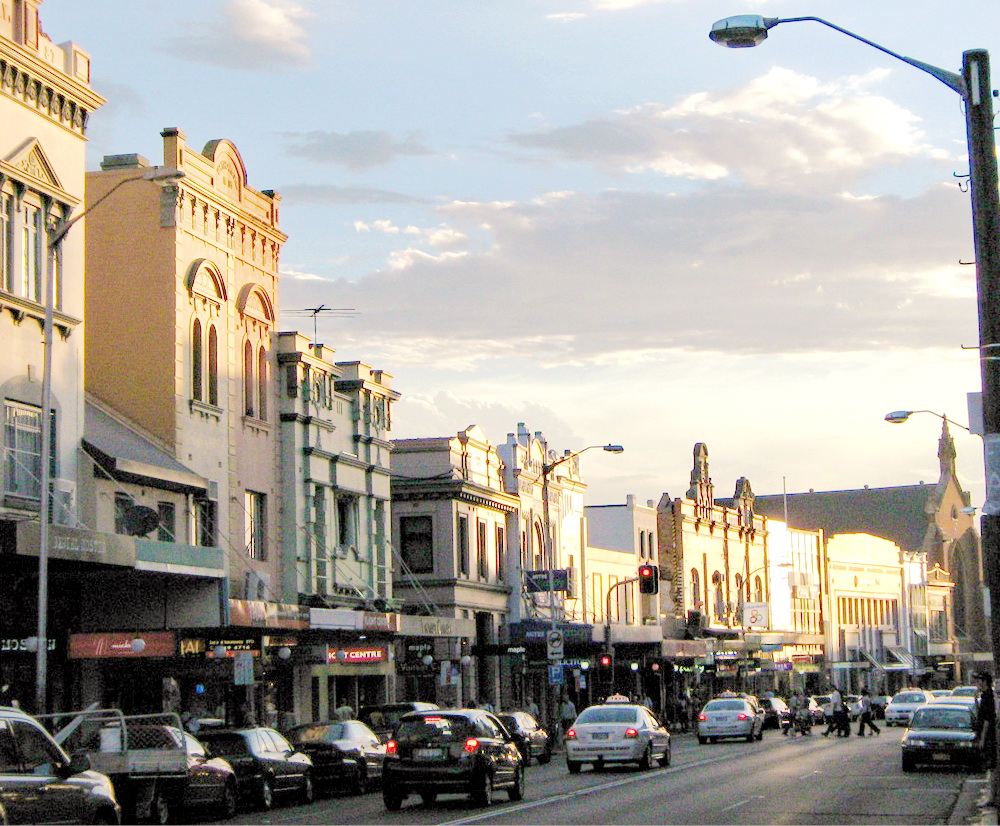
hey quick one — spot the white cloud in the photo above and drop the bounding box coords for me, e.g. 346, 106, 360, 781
168, 0, 311, 70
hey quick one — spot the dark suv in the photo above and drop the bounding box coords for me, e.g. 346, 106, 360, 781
382, 709, 524, 810
0, 705, 121, 824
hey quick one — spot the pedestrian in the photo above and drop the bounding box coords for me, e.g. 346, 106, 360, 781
823, 685, 846, 737
856, 689, 880, 737
787, 690, 804, 736
978, 672, 997, 769
559, 693, 577, 746
477, 697, 495, 713
524, 696, 540, 719
640, 693, 653, 709
335, 701, 354, 721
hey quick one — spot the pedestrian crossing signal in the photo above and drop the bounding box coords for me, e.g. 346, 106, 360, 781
638, 565, 659, 594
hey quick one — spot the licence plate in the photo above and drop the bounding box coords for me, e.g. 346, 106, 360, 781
415, 748, 444, 759
592, 732, 609, 740
932, 753, 950, 762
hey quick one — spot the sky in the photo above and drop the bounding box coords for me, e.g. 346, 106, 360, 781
40, 0, 998, 509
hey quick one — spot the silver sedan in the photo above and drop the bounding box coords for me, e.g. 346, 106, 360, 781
565, 700, 671, 773
697, 698, 764, 743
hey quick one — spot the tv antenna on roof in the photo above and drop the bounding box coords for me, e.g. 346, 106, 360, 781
281, 305, 359, 347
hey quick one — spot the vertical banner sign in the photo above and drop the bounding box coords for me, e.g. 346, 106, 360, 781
233, 651, 254, 685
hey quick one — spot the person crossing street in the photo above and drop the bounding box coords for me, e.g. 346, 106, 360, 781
857, 689, 880, 737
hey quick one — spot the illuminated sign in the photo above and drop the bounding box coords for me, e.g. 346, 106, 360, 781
327, 646, 388, 664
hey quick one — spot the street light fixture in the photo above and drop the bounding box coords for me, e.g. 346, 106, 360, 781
710, 14, 1000, 780
884, 410, 971, 432
34, 166, 185, 714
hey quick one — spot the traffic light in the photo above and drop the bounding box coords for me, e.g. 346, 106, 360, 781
599, 653, 613, 668
638, 564, 659, 594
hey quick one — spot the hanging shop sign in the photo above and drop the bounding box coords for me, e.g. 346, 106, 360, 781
229, 599, 309, 629
327, 646, 388, 664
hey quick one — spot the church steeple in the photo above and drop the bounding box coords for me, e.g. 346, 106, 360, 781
938, 418, 957, 481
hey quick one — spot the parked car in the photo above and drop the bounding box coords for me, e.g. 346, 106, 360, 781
872, 695, 891, 719
178, 729, 239, 820
885, 689, 932, 727
929, 689, 954, 699
382, 709, 524, 810
358, 702, 439, 743
564, 698, 670, 773
758, 697, 790, 730
199, 727, 313, 810
0, 705, 121, 825
901, 703, 986, 772
286, 720, 386, 795
929, 695, 979, 716
495, 712, 552, 766
811, 695, 833, 726
697, 697, 764, 743
951, 686, 980, 698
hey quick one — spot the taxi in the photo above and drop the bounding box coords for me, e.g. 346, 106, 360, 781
564, 695, 670, 773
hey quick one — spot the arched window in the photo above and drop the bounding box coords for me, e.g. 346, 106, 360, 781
734, 574, 744, 601
207, 325, 219, 406
712, 571, 725, 621
257, 345, 268, 422
243, 341, 255, 417
192, 319, 203, 401
690, 568, 701, 609
754, 575, 763, 603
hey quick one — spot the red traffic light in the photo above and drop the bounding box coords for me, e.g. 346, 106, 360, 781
639, 565, 654, 577
599, 654, 612, 667
638, 564, 659, 594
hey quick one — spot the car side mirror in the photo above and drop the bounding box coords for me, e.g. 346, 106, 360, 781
62, 752, 92, 777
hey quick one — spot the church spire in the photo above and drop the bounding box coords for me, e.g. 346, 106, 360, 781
938, 417, 957, 481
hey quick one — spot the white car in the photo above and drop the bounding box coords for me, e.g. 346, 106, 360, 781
565, 698, 671, 773
884, 689, 932, 726
697, 697, 764, 743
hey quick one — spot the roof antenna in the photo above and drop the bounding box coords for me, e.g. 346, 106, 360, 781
281, 305, 359, 347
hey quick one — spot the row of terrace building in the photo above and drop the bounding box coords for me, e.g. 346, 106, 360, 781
0, 2, 990, 733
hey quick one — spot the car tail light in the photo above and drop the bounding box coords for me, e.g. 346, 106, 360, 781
737, 713, 748, 720
697, 714, 706, 722
565, 729, 577, 740
464, 738, 480, 754
386, 740, 398, 755
624, 728, 639, 739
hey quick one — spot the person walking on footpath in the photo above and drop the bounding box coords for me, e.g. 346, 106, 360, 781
856, 689, 880, 737
978, 672, 997, 770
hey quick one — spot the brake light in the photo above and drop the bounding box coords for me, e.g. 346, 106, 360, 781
737, 713, 748, 721
424, 716, 443, 722
697, 713, 706, 722
386, 740, 398, 755
565, 729, 577, 740
464, 738, 480, 754
624, 728, 639, 739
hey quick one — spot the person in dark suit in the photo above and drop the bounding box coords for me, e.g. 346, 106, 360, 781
978, 672, 997, 769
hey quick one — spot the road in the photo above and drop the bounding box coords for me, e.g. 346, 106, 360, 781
216, 727, 972, 825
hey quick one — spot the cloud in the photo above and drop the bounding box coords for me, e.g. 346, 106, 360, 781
279, 184, 427, 205
167, 0, 311, 71
281, 130, 434, 170
506, 67, 950, 191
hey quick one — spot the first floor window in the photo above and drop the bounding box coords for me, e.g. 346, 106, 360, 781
157, 502, 176, 542
3, 401, 46, 500
195, 498, 216, 547
245, 490, 267, 559
477, 520, 488, 578
457, 514, 470, 576
114, 492, 131, 535
495, 525, 506, 580
399, 515, 433, 574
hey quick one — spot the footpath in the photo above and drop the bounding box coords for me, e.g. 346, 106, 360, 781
951, 773, 997, 825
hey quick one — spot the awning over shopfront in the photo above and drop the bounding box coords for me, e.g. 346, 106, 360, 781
887, 646, 925, 673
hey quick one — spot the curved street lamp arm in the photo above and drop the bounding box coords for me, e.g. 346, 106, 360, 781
768, 16, 964, 94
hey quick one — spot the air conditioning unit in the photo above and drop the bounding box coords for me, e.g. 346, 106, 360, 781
245, 571, 270, 600
51, 479, 76, 527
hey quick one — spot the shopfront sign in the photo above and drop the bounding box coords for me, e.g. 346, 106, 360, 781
69, 631, 176, 659
13, 522, 136, 567
1, 637, 57, 654
229, 599, 309, 630
327, 646, 388, 664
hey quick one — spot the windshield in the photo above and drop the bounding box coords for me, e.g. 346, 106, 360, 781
288, 723, 345, 743
199, 733, 249, 756
575, 707, 639, 724
910, 708, 974, 730
394, 715, 475, 744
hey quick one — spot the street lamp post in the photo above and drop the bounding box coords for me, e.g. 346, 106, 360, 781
710, 13, 1000, 783
33, 166, 184, 714
884, 409, 972, 433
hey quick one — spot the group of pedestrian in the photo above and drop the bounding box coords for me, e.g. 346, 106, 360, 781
820, 685, 880, 738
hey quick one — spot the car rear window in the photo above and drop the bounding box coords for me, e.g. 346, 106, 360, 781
395, 715, 475, 744
289, 723, 345, 743
893, 692, 926, 704
910, 708, 973, 730
200, 733, 250, 756
575, 707, 639, 724
703, 700, 746, 711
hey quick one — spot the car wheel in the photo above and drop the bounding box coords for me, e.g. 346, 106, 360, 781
384, 789, 404, 811
697, 736, 707, 745
746, 731, 754, 743
508, 765, 525, 802
146, 789, 171, 826
520, 746, 532, 767
301, 774, 315, 805
258, 776, 274, 811
537, 747, 552, 765
349, 763, 367, 795
219, 779, 238, 820
472, 770, 493, 807
420, 791, 438, 805
639, 744, 654, 770
658, 744, 671, 767
756, 727, 764, 741
567, 759, 581, 774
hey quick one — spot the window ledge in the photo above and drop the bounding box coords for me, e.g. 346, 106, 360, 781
1, 292, 81, 339
189, 399, 223, 421
242, 415, 271, 434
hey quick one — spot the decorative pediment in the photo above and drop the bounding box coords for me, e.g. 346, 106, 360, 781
4, 138, 63, 191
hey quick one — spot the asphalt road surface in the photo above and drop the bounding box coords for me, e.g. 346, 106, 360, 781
213, 727, 972, 825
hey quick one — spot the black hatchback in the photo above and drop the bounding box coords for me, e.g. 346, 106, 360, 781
495, 712, 552, 766
382, 709, 524, 810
